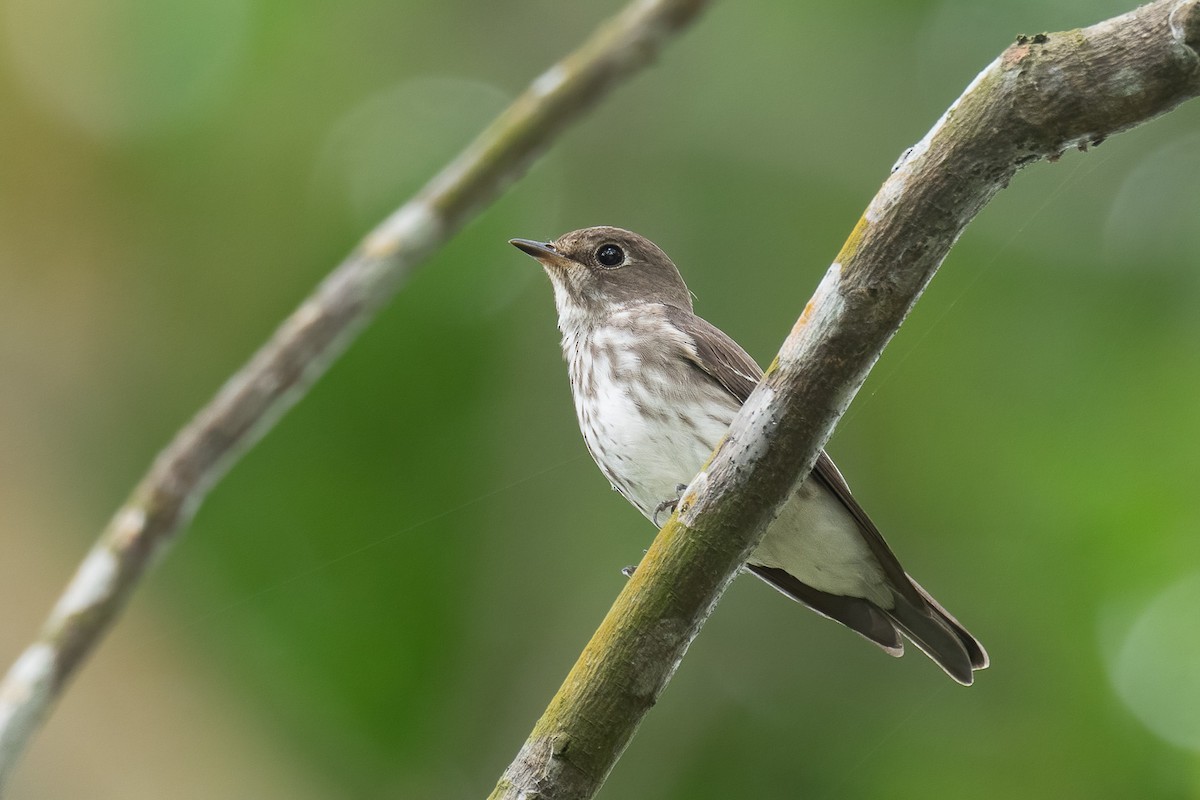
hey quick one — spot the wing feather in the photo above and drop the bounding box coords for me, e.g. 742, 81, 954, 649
659, 303, 986, 681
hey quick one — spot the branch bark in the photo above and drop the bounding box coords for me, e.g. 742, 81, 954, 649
488, 2, 1200, 798
0, 0, 711, 787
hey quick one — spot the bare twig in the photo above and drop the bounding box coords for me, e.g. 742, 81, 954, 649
488, 1, 1200, 798
0, 0, 711, 786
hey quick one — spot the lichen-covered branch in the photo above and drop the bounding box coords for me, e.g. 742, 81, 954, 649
0, 0, 711, 787
488, 2, 1200, 798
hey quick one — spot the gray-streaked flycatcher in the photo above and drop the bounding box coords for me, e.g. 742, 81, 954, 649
511, 226, 987, 684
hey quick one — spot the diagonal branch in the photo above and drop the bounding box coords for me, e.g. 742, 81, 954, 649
0, 0, 711, 786
488, 1, 1200, 797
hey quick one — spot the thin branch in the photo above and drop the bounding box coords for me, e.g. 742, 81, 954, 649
0, 0, 711, 786
488, 1, 1200, 797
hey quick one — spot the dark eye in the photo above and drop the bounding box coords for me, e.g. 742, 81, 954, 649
595, 244, 624, 267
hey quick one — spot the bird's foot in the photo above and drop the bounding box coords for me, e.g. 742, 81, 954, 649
621, 550, 649, 578
652, 483, 688, 527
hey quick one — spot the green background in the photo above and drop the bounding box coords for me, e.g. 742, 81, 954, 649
2, 0, 1199, 797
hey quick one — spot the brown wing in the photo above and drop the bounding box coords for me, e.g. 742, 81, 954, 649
811, 453, 987, 674
665, 305, 987, 681
811, 452, 921, 605
746, 563, 903, 655
664, 306, 916, 594
664, 305, 761, 405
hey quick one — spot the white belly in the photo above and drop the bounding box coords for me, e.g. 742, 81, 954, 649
751, 481, 890, 604
563, 316, 886, 603
573, 341, 736, 517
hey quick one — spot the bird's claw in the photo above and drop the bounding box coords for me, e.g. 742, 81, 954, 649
652, 483, 688, 527
621, 549, 649, 578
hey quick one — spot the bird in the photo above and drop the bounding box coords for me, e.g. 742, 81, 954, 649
510, 226, 987, 685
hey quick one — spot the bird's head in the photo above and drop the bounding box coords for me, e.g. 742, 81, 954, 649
511, 226, 692, 321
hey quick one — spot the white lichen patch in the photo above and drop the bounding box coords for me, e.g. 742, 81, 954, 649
531, 65, 567, 98
1108, 66, 1146, 98
902, 55, 999, 169
788, 263, 846, 344
1039, 64, 1069, 95
724, 386, 777, 467
110, 506, 146, 547
864, 174, 906, 223
52, 547, 119, 621
1169, 0, 1192, 43
115, 505, 146, 537
0, 645, 54, 707
291, 297, 324, 331
363, 202, 443, 261
0, 643, 56, 758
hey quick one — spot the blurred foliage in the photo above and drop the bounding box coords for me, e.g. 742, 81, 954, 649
2, 0, 1200, 797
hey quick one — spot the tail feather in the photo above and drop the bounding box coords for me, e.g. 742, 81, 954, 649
907, 576, 989, 670
886, 593, 979, 685
747, 563, 986, 685
747, 564, 903, 655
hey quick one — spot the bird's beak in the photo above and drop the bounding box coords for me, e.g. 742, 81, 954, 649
510, 238, 569, 267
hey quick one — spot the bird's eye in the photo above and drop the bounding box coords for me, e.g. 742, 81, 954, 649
595, 244, 624, 267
